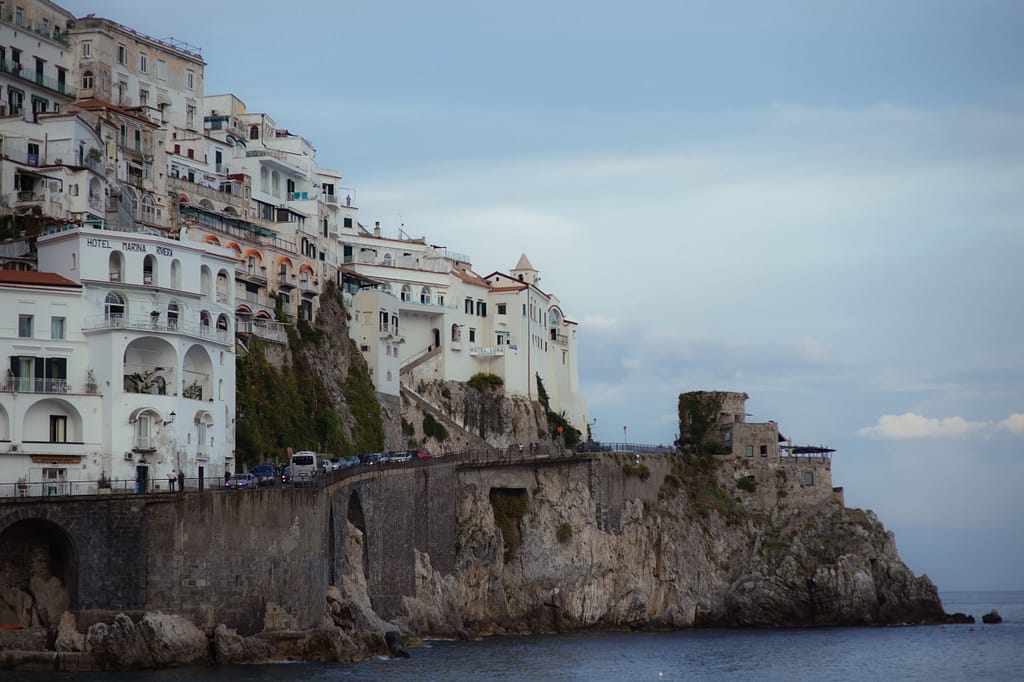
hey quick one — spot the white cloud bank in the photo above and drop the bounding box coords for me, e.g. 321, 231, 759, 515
858, 412, 1024, 439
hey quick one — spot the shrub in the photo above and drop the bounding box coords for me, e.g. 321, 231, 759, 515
556, 522, 573, 543
664, 473, 682, 488
736, 475, 757, 492
468, 372, 504, 392
423, 413, 448, 441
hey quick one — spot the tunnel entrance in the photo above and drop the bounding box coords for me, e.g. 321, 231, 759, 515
0, 519, 76, 629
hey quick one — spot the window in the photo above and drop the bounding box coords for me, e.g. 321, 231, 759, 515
139, 88, 149, 106
15, 6, 24, 25
156, 59, 166, 80
760, 445, 768, 457
134, 412, 155, 450
497, 303, 506, 315
186, 70, 195, 90
802, 471, 814, 486
420, 287, 431, 304
104, 292, 125, 322
18, 314, 33, 338
117, 44, 127, 65
50, 317, 65, 339
81, 69, 95, 88
49, 415, 68, 443
723, 430, 731, 442
186, 104, 196, 129
81, 41, 91, 58
139, 52, 148, 73
451, 324, 461, 342
343, 217, 353, 228
476, 301, 487, 317
464, 298, 473, 314
249, 125, 259, 140
745, 445, 754, 457
468, 328, 476, 343
119, 124, 127, 147
134, 129, 141, 151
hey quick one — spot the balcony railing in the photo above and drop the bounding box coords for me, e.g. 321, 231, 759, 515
0, 59, 75, 97
83, 314, 233, 345
2, 377, 70, 394
236, 319, 288, 343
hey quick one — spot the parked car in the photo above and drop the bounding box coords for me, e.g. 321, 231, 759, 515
408, 449, 431, 460
362, 453, 383, 466
280, 465, 291, 484
253, 463, 276, 486
226, 472, 257, 489
386, 450, 412, 463
342, 456, 361, 468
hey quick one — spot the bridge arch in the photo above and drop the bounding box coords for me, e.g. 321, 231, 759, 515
347, 488, 369, 581
0, 514, 77, 628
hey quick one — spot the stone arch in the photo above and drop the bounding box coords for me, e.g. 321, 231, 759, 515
0, 404, 8, 440
170, 258, 182, 289
347, 488, 369, 581
123, 337, 177, 395
0, 515, 78, 626
143, 253, 157, 286
108, 250, 124, 283
200, 265, 212, 297
183, 344, 214, 400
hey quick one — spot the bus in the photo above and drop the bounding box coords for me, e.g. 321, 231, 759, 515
290, 451, 319, 486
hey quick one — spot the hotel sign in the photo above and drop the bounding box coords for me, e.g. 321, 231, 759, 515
86, 237, 173, 257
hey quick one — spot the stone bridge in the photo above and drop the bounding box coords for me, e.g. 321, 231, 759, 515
0, 449, 613, 636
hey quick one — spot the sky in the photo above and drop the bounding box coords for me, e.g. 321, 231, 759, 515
61, 1, 1024, 591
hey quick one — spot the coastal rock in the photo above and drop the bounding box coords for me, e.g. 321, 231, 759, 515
213, 624, 274, 663
84, 612, 209, 669
399, 454, 946, 637
54, 612, 85, 652
982, 609, 1002, 624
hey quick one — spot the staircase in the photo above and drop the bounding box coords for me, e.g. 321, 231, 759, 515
400, 382, 497, 455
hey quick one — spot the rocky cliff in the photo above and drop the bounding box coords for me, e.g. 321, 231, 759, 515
397, 452, 944, 636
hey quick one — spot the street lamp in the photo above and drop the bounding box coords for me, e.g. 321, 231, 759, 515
623, 425, 627, 444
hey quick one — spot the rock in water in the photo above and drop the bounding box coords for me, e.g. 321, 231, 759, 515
982, 609, 1002, 624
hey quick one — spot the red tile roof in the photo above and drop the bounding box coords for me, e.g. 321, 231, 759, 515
0, 270, 80, 288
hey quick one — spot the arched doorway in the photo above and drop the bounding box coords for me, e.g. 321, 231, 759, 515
0, 518, 76, 628
347, 490, 369, 582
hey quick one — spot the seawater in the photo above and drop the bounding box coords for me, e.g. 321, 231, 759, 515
10, 591, 1021, 681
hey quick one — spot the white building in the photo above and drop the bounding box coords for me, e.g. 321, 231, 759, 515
21, 223, 238, 492
0, 268, 102, 496
0, 0, 76, 120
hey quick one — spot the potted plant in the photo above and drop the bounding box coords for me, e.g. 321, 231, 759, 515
183, 380, 202, 400
16, 476, 28, 496
97, 471, 111, 494
85, 368, 98, 393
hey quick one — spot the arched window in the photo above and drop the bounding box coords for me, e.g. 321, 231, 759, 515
249, 125, 259, 140
451, 323, 461, 342
143, 254, 157, 285
141, 194, 156, 223
400, 284, 412, 302
82, 70, 94, 89
167, 302, 179, 330
108, 251, 123, 282
216, 270, 229, 303
216, 313, 229, 335
420, 286, 431, 305
200, 311, 211, 335
104, 292, 125, 324
170, 259, 182, 289
200, 266, 212, 297
133, 409, 158, 450
383, 253, 392, 267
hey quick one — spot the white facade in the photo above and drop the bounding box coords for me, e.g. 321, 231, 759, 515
0, 0, 76, 120
0, 270, 102, 496
22, 223, 239, 492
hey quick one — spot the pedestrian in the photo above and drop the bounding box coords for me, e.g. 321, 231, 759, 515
177, 470, 185, 492
167, 471, 176, 492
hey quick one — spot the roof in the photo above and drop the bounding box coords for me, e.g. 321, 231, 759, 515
73, 99, 160, 128
513, 253, 536, 271
0, 270, 80, 288
451, 268, 489, 287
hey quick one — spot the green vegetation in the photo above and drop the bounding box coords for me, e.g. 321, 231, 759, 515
622, 462, 651, 480
490, 489, 529, 560
556, 522, 573, 543
676, 391, 725, 454
423, 413, 448, 441
234, 283, 383, 468
664, 473, 682, 489
468, 372, 504, 392
736, 475, 757, 493
536, 375, 582, 447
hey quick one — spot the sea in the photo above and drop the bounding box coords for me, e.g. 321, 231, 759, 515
9, 591, 1021, 681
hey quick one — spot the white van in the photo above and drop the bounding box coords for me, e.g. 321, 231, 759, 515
290, 451, 319, 486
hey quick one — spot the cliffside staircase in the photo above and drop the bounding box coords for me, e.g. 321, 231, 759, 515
399, 345, 443, 380
399, 382, 498, 455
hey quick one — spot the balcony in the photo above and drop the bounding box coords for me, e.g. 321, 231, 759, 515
235, 264, 267, 286
83, 314, 233, 346
277, 273, 297, 290
2, 377, 71, 394
236, 318, 287, 343
0, 59, 76, 97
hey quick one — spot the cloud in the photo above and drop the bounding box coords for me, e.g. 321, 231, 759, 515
857, 412, 990, 439
998, 414, 1024, 433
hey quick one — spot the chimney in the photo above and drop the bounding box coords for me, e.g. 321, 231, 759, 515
374, 221, 381, 237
